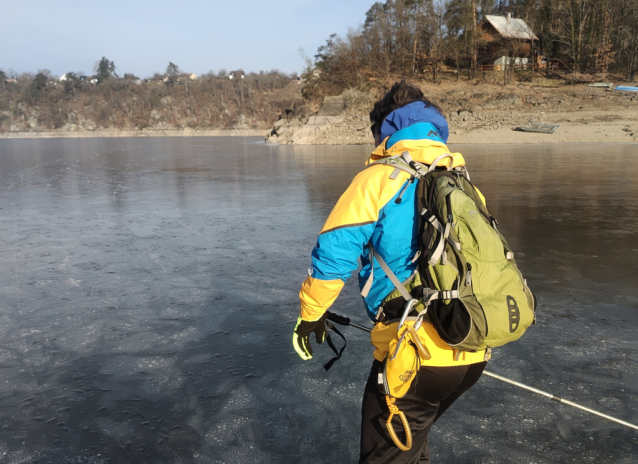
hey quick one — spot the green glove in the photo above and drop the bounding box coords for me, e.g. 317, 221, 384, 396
292, 313, 328, 360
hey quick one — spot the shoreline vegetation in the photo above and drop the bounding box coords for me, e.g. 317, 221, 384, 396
3, 1, 638, 145
0, 65, 297, 139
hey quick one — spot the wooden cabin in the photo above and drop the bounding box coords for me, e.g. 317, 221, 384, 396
478, 14, 538, 69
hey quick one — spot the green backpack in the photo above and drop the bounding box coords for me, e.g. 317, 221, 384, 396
368, 152, 536, 353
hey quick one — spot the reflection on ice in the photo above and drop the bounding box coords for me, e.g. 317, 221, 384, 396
0, 138, 637, 462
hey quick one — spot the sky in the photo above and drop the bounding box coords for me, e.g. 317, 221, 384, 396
1, 0, 376, 78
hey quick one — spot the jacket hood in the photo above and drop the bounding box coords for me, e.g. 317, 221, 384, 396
368, 122, 466, 169
379, 101, 449, 143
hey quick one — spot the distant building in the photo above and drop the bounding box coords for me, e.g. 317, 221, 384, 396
4, 79, 17, 84
60, 74, 86, 82
493, 56, 529, 71
494, 56, 529, 66
478, 14, 538, 66
159, 73, 197, 84
229, 70, 245, 80
482, 14, 537, 42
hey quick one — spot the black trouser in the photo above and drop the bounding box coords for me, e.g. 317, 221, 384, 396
359, 360, 487, 464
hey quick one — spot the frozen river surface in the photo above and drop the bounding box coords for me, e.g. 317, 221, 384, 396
0, 137, 637, 463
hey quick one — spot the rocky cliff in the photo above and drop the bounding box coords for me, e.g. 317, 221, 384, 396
0, 77, 297, 137
266, 90, 374, 145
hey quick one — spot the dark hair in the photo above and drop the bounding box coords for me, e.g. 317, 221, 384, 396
369, 80, 443, 136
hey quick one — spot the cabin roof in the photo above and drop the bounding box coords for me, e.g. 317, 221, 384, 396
484, 15, 538, 41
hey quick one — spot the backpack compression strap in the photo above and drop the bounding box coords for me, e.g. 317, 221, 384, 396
421, 210, 462, 265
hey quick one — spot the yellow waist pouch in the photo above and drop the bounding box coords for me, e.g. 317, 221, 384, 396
377, 321, 431, 398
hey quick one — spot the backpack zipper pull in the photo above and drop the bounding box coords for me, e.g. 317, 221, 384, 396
465, 263, 472, 286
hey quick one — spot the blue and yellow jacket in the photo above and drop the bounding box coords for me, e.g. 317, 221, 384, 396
298, 121, 487, 367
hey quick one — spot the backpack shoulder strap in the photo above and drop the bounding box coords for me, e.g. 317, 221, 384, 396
361, 244, 458, 302
367, 152, 425, 180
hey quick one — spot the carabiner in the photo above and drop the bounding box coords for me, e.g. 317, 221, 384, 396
397, 298, 418, 332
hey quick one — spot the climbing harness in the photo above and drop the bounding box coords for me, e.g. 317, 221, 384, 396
326, 311, 638, 433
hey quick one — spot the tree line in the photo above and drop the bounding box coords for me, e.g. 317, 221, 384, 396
0, 58, 297, 132
303, 0, 638, 99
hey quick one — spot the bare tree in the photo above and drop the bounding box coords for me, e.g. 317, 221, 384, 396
595, 10, 615, 79
616, 0, 638, 81
555, 0, 595, 75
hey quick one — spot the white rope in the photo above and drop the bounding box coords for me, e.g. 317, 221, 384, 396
483, 370, 638, 431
